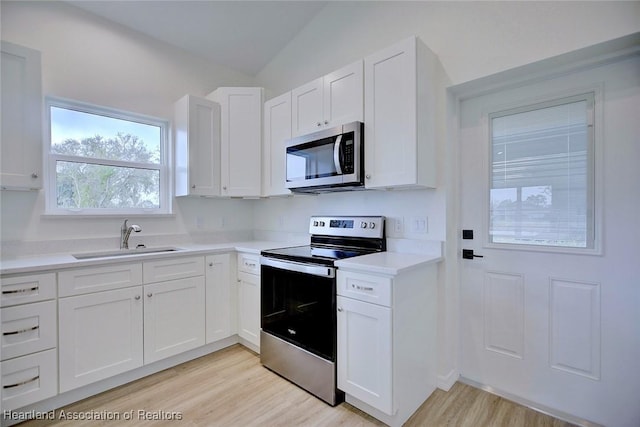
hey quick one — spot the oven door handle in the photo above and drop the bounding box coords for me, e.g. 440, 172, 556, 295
260, 257, 336, 278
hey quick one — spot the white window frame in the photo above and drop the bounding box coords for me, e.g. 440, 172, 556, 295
44, 97, 172, 216
483, 89, 602, 255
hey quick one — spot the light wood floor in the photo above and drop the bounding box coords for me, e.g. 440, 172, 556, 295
19, 345, 574, 426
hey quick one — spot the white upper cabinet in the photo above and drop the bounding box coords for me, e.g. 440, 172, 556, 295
1, 41, 42, 190
262, 91, 292, 197
208, 87, 263, 197
292, 60, 363, 137
364, 36, 439, 190
174, 95, 221, 197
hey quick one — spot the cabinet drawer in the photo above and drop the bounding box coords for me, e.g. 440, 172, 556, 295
237, 253, 260, 275
1, 273, 56, 307
1, 349, 57, 412
58, 263, 142, 297
2, 301, 56, 361
337, 270, 392, 307
143, 256, 204, 283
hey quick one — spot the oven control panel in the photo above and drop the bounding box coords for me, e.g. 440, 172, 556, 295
309, 216, 385, 239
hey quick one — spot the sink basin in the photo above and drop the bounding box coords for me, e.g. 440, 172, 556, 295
72, 246, 181, 260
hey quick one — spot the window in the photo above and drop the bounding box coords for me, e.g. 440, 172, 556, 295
489, 93, 594, 249
46, 97, 171, 215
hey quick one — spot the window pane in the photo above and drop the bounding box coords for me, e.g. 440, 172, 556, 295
56, 161, 160, 209
50, 106, 160, 164
490, 97, 593, 248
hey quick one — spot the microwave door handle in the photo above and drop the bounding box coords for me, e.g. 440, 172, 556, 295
333, 135, 343, 175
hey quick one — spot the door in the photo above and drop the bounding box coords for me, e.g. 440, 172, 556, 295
323, 60, 363, 128
1, 41, 42, 190
261, 262, 336, 360
292, 77, 323, 137
143, 277, 205, 364
209, 87, 263, 197
237, 271, 260, 347
459, 56, 640, 426
336, 295, 392, 415
263, 91, 292, 197
205, 253, 233, 343
363, 37, 417, 189
58, 287, 143, 392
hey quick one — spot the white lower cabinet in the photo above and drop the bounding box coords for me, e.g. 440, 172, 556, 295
236, 253, 260, 350
58, 286, 144, 392
143, 276, 205, 364
58, 256, 206, 392
336, 263, 438, 427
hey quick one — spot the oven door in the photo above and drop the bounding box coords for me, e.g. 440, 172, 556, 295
260, 257, 337, 361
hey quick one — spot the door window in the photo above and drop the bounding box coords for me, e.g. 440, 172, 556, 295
489, 94, 595, 249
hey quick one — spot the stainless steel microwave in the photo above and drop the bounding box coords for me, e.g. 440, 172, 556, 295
285, 121, 364, 193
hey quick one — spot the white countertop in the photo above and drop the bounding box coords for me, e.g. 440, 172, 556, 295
335, 251, 442, 275
1, 240, 443, 276
0, 241, 292, 275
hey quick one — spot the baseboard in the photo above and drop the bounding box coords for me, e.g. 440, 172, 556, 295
458, 377, 604, 427
437, 369, 459, 391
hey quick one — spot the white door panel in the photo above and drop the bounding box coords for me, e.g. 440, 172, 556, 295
459, 55, 640, 427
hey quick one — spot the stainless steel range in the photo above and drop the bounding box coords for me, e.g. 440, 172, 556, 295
260, 216, 385, 405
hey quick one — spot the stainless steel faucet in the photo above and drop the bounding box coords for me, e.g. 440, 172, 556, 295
120, 219, 142, 249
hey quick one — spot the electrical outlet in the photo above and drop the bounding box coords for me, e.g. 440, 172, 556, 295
410, 216, 428, 233
195, 216, 204, 230
393, 217, 404, 235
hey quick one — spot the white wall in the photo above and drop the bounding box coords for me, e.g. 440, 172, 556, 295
258, 1, 640, 94
0, 1, 258, 251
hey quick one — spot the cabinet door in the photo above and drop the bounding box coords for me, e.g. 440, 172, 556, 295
337, 296, 393, 415
323, 60, 363, 128
364, 37, 417, 189
1, 41, 42, 190
205, 254, 234, 343
209, 87, 263, 197
262, 91, 292, 197
58, 287, 143, 392
144, 276, 205, 363
237, 271, 260, 349
174, 95, 221, 197
291, 77, 323, 137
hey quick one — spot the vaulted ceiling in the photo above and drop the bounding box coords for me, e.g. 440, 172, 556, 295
66, 1, 327, 76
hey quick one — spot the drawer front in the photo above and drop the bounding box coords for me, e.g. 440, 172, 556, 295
2, 301, 57, 361
1, 349, 57, 412
1, 273, 56, 307
143, 256, 204, 283
337, 270, 392, 307
237, 253, 260, 275
58, 263, 142, 297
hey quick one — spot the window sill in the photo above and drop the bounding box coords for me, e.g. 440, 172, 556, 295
42, 212, 175, 219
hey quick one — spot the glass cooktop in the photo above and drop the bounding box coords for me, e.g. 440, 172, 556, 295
261, 245, 374, 266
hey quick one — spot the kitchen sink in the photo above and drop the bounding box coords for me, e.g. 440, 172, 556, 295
72, 246, 181, 260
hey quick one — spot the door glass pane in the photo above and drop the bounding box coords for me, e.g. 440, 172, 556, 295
489, 95, 594, 248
